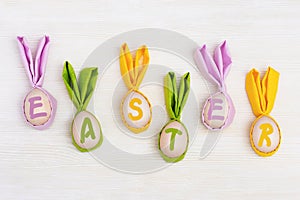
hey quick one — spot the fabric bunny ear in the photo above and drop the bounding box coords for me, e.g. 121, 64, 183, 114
120, 43, 134, 89
194, 45, 222, 88
194, 41, 232, 89
164, 72, 178, 120
17, 36, 50, 87
78, 67, 98, 110
62, 61, 81, 110
134, 45, 149, 89
119, 43, 149, 90
62, 61, 98, 111
176, 72, 190, 118
17, 36, 35, 87
213, 40, 232, 80
164, 72, 190, 121
246, 67, 280, 117
34, 36, 50, 86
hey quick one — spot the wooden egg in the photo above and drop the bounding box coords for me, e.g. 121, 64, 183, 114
121, 90, 152, 133
250, 115, 281, 156
203, 92, 229, 130
159, 121, 188, 159
24, 88, 52, 126
72, 111, 103, 151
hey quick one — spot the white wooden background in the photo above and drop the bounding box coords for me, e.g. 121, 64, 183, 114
1, 0, 300, 199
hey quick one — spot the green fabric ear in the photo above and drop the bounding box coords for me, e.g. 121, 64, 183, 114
63, 61, 81, 110
62, 61, 98, 111
164, 72, 190, 120
176, 72, 190, 117
164, 72, 177, 120
78, 67, 98, 110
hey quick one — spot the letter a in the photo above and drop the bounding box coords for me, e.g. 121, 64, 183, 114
258, 123, 273, 147
80, 117, 96, 144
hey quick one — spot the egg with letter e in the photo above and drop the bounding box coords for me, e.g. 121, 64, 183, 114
203, 92, 230, 130
24, 88, 52, 126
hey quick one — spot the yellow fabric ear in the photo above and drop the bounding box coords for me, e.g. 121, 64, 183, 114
119, 43, 149, 90
120, 43, 134, 89
245, 67, 280, 117
135, 45, 149, 89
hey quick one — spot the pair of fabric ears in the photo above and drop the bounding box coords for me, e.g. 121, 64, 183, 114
120, 43, 150, 90
164, 72, 190, 121
62, 61, 98, 111
246, 67, 280, 117
194, 41, 232, 91
17, 36, 50, 87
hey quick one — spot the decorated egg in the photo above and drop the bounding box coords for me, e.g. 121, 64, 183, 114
72, 111, 103, 151
24, 88, 52, 126
121, 90, 152, 133
250, 115, 281, 156
203, 92, 230, 130
159, 120, 188, 162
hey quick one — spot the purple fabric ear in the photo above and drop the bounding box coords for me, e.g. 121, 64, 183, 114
17, 36, 50, 87
194, 41, 232, 90
213, 40, 232, 81
195, 45, 222, 87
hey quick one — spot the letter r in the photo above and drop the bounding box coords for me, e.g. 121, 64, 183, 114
258, 123, 274, 147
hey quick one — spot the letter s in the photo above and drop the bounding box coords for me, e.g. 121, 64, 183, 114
128, 98, 143, 121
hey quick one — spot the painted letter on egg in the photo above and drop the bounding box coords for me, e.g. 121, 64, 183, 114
208, 98, 225, 121
258, 123, 273, 147
165, 128, 182, 151
128, 98, 143, 121
28, 96, 47, 119
80, 117, 96, 144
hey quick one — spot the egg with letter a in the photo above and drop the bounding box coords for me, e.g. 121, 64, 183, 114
72, 110, 103, 152
24, 88, 52, 126
250, 115, 281, 157
121, 90, 152, 133
159, 120, 188, 162
203, 92, 230, 130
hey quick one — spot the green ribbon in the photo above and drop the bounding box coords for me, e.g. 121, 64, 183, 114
164, 72, 190, 121
62, 61, 98, 111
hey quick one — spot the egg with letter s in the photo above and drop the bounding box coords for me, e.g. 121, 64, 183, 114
121, 90, 152, 133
